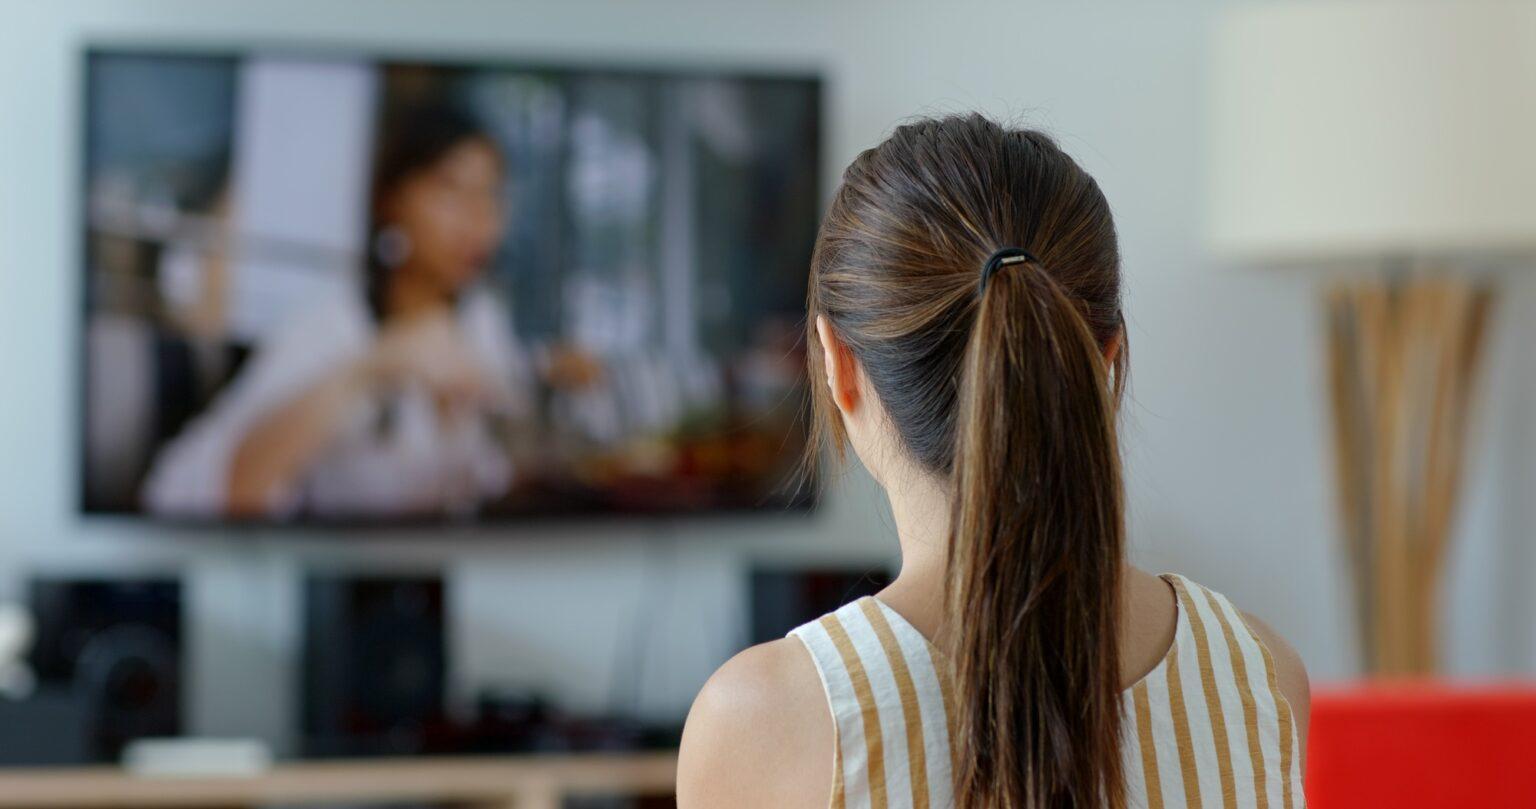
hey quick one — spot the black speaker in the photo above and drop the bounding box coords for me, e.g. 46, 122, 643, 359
27, 578, 182, 762
749, 565, 893, 645
301, 574, 447, 757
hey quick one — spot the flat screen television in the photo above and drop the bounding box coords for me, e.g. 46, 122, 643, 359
79, 46, 821, 525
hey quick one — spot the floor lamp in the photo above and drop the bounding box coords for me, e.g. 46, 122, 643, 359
1208, 2, 1536, 676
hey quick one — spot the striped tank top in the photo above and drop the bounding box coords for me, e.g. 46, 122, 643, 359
788, 574, 1305, 809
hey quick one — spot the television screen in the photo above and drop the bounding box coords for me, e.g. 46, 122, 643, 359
80, 47, 820, 524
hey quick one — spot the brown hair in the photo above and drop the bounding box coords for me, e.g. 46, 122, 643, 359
806, 114, 1127, 808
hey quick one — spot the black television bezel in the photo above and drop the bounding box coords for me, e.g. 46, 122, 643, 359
75, 41, 824, 531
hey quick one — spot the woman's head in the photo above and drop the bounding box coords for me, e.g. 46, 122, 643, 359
808, 114, 1123, 479
808, 114, 1127, 808
368, 104, 506, 309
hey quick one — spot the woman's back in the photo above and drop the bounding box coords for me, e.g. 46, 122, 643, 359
789, 574, 1305, 809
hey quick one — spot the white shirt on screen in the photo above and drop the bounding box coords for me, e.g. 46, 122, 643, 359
142, 286, 532, 520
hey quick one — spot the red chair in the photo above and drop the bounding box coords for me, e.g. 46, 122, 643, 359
1307, 683, 1536, 808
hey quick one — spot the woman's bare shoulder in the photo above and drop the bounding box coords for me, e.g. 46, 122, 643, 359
677, 637, 833, 809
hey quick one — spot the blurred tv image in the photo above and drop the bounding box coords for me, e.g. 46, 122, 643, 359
80, 49, 821, 523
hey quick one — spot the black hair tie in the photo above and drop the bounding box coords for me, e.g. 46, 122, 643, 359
978, 247, 1039, 295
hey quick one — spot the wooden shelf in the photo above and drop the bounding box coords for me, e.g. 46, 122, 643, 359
0, 752, 678, 809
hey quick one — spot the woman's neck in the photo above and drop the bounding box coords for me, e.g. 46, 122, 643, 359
878, 466, 953, 639
386, 266, 452, 320
876, 461, 1175, 688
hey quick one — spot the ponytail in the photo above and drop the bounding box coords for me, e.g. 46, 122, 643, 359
947, 254, 1125, 809
805, 115, 1128, 808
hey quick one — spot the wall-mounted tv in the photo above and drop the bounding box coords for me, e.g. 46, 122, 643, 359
80, 46, 821, 525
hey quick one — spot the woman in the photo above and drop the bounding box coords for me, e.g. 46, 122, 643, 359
144, 104, 535, 519
678, 115, 1309, 808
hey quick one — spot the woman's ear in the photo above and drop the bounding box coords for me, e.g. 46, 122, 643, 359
815, 315, 861, 416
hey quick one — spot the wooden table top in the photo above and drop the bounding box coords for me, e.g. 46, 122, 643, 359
0, 752, 679, 807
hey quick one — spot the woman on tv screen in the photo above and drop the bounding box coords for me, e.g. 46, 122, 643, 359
143, 105, 549, 519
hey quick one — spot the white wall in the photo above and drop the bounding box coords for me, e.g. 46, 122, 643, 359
2, 0, 1533, 753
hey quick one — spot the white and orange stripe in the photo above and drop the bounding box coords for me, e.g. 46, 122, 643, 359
789, 574, 1305, 809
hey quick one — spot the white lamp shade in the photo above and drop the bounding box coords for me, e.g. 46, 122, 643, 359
1208, 1, 1536, 263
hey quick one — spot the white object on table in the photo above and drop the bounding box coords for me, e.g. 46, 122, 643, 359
121, 738, 273, 779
